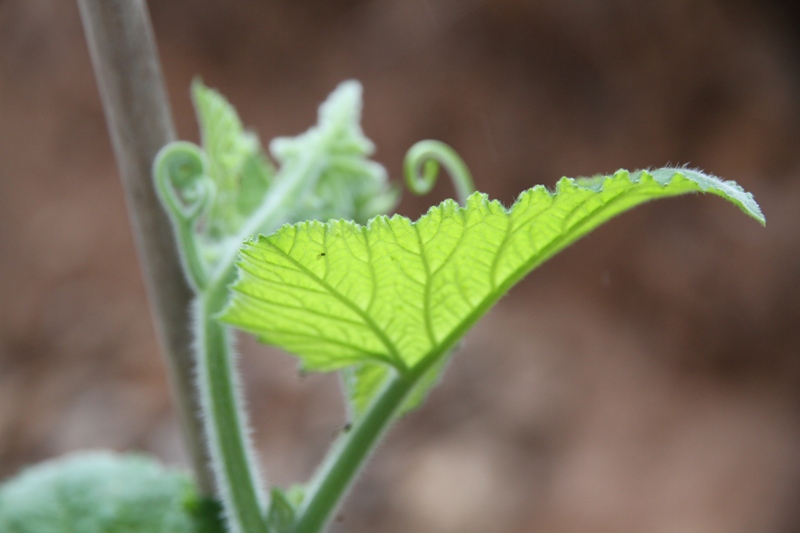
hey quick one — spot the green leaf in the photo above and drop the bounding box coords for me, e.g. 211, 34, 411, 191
265, 486, 305, 533
192, 79, 274, 238
343, 352, 453, 419
341, 364, 388, 417
0, 451, 223, 533
221, 168, 763, 378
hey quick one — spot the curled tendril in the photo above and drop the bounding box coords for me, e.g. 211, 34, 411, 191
154, 142, 215, 220
153, 142, 215, 290
403, 140, 475, 206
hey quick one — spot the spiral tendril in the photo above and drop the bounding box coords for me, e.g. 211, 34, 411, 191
153, 142, 215, 289
403, 140, 475, 206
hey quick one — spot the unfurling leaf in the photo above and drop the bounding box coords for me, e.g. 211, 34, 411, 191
155, 81, 398, 277
265, 486, 305, 533
192, 79, 274, 239
268, 80, 399, 226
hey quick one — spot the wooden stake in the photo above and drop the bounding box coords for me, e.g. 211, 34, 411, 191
77, 0, 215, 495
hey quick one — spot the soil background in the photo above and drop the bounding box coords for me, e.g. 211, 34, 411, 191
2, 1, 800, 532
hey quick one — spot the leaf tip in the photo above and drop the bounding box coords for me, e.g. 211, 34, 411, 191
652, 166, 766, 225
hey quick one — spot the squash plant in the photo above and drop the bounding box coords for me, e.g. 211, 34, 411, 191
0, 3, 765, 533
0, 77, 764, 533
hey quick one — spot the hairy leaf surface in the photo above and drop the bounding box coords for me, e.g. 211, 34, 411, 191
222, 168, 763, 377
0, 451, 222, 533
268, 80, 398, 226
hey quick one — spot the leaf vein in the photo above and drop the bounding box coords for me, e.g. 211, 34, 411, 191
262, 237, 406, 370
414, 224, 437, 347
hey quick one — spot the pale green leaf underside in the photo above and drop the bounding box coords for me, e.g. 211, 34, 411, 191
0, 452, 217, 533
222, 168, 763, 374
268, 80, 398, 226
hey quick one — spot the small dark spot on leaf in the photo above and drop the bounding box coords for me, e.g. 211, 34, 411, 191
317, 252, 326, 259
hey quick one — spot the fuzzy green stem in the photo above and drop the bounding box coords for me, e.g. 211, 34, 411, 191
197, 283, 268, 533
404, 140, 475, 205
148, 129, 326, 532
292, 370, 419, 533
153, 136, 272, 531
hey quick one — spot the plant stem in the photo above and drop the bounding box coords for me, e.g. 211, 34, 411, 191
293, 370, 418, 533
77, 0, 215, 495
197, 284, 269, 533
149, 124, 327, 530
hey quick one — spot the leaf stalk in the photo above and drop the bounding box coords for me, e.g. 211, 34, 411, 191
292, 369, 419, 533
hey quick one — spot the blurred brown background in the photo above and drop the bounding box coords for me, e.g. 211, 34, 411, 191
2, 0, 800, 531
